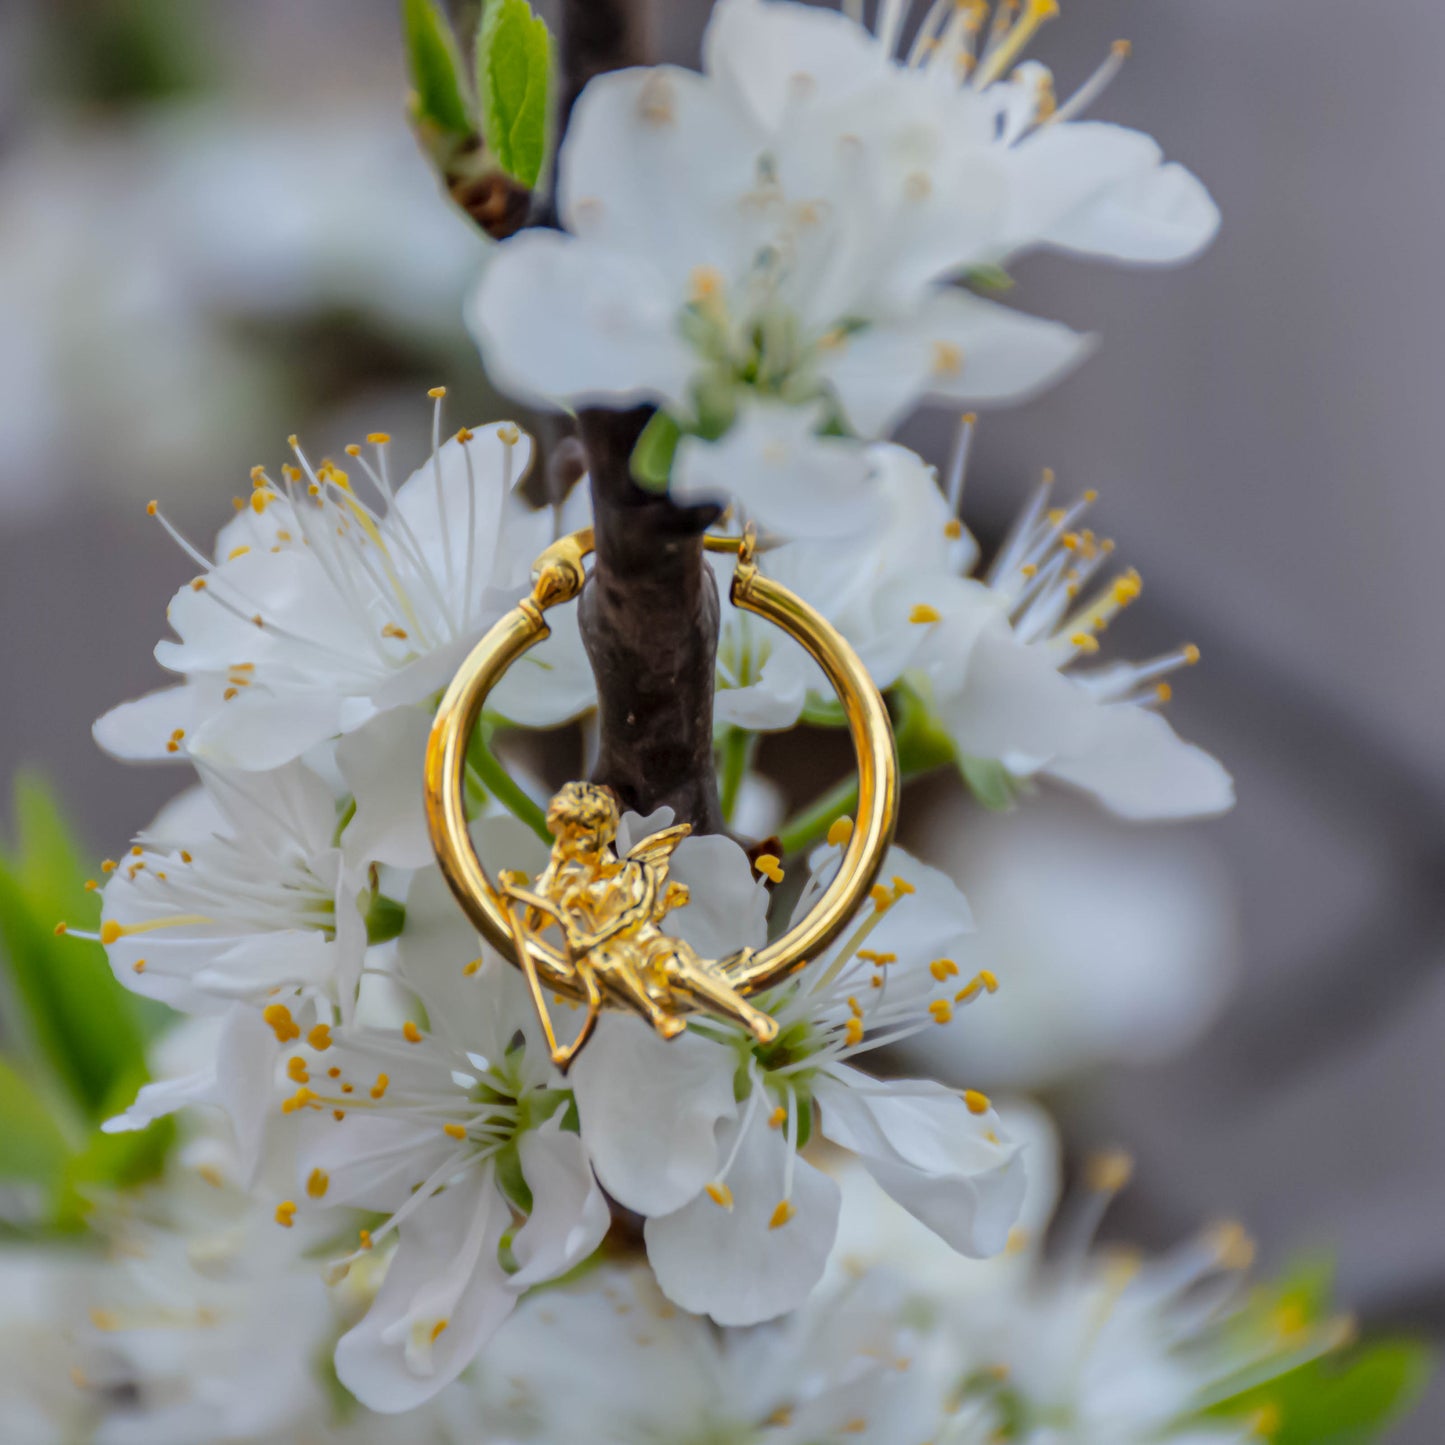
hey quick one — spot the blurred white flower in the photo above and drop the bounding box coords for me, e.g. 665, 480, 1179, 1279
573, 831, 1024, 1326
0, 107, 485, 518
908, 447, 1234, 820
76, 1170, 336, 1445
477, 1260, 976, 1445
902, 801, 1240, 1089
0, 1250, 96, 1445
470, 0, 1217, 540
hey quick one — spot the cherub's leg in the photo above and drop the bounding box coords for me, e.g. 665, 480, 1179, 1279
659, 944, 779, 1045
591, 946, 687, 1041
548, 964, 602, 1074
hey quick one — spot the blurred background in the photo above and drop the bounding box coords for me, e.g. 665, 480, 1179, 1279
1, 0, 1441, 1437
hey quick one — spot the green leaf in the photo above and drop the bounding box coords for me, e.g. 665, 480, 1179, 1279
0, 1057, 74, 1199
1208, 1340, 1434, 1445
476, 0, 554, 189
958, 755, 1018, 812
402, 0, 475, 136
0, 778, 149, 1122
630, 410, 682, 493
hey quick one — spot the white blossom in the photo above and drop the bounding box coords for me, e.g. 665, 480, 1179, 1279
573, 829, 1025, 1326
469, 0, 1217, 540
476, 1260, 981, 1445
904, 432, 1234, 819
278, 818, 609, 1412
92, 406, 591, 847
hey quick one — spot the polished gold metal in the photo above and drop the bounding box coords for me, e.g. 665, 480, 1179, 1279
424, 526, 899, 1065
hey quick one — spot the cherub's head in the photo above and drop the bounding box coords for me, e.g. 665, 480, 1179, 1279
546, 783, 619, 859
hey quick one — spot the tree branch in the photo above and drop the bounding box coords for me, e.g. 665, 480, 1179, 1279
576, 409, 725, 834
549, 0, 725, 834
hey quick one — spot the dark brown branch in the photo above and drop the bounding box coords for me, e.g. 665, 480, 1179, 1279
576, 410, 725, 834
549, 0, 725, 834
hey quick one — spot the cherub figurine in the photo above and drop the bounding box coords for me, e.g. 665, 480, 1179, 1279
499, 782, 780, 1069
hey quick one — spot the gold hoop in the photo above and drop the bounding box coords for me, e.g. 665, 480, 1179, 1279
423, 527, 899, 1051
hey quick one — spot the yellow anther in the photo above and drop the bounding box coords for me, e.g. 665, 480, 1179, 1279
1006, 1226, 1030, 1255
755, 854, 785, 884
841, 1420, 868, 1435
870, 884, 894, 912
1183, 643, 1202, 665
847, 996, 863, 1017
307, 1024, 332, 1051
430, 1318, 449, 1342
54, 922, 68, 937
444, 1123, 467, 1140
892, 876, 915, 897
359, 1229, 374, 1250
99, 921, 122, 945
370, 1072, 390, 1100
1155, 682, 1173, 703
101, 859, 117, 873
287, 1057, 310, 1084
705, 1182, 734, 1208
84, 879, 98, 892
344, 443, 362, 457
132, 959, 146, 974
402, 1021, 423, 1044
189, 577, 207, 592
1020, 563, 1038, 579
281, 1087, 318, 1115
1112, 571, 1142, 605
769, 1200, 797, 1230
89, 1308, 120, 1332
857, 950, 896, 966
944, 518, 963, 539
845, 1017, 865, 1046
381, 623, 409, 641
979, 970, 999, 992
463, 958, 483, 977
931, 340, 965, 377
827, 816, 855, 847
930, 958, 960, 981
930, 1000, 954, 1025
263, 1004, 301, 1043
768, 1106, 787, 1129
1086, 1149, 1135, 1193
366, 432, 391, 445
1070, 632, 1101, 654
327, 1066, 341, 1079
1206, 1220, 1256, 1271
275, 1201, 297, 1228
964, 1088, 991, 1113
306, 1168, 329, 1199
1113, 38, 1133, 58
145, 500, 159, 516
428, 386, 447, 400
909, 603, 943, 625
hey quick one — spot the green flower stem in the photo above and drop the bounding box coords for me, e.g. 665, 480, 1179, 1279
466, 727, 553, 844
777, 775, 861, 856
717, 728, 756, 826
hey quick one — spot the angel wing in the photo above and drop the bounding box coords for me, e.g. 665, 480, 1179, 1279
625, 823, 692, 866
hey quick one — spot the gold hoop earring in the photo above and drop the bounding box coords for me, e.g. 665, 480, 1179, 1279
424, 526, 899, 1068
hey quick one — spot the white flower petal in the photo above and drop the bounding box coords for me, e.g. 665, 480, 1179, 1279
703, 0, 888, 130
644, 1095, 840, 1324
559, 65, 763, 290
93, 685, 203, 762
489, 599, 598, 727
334, 1166, 514, 1412
571, 1018, 738, 1216
337, 706, 434, 870
673, 401, 883, 541
468, 230, 694, 413
815, 1066, 1025, 1256
1045, 703, 1235, 820
819, 290, 1092, 436
509, 1116, 611, 1289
